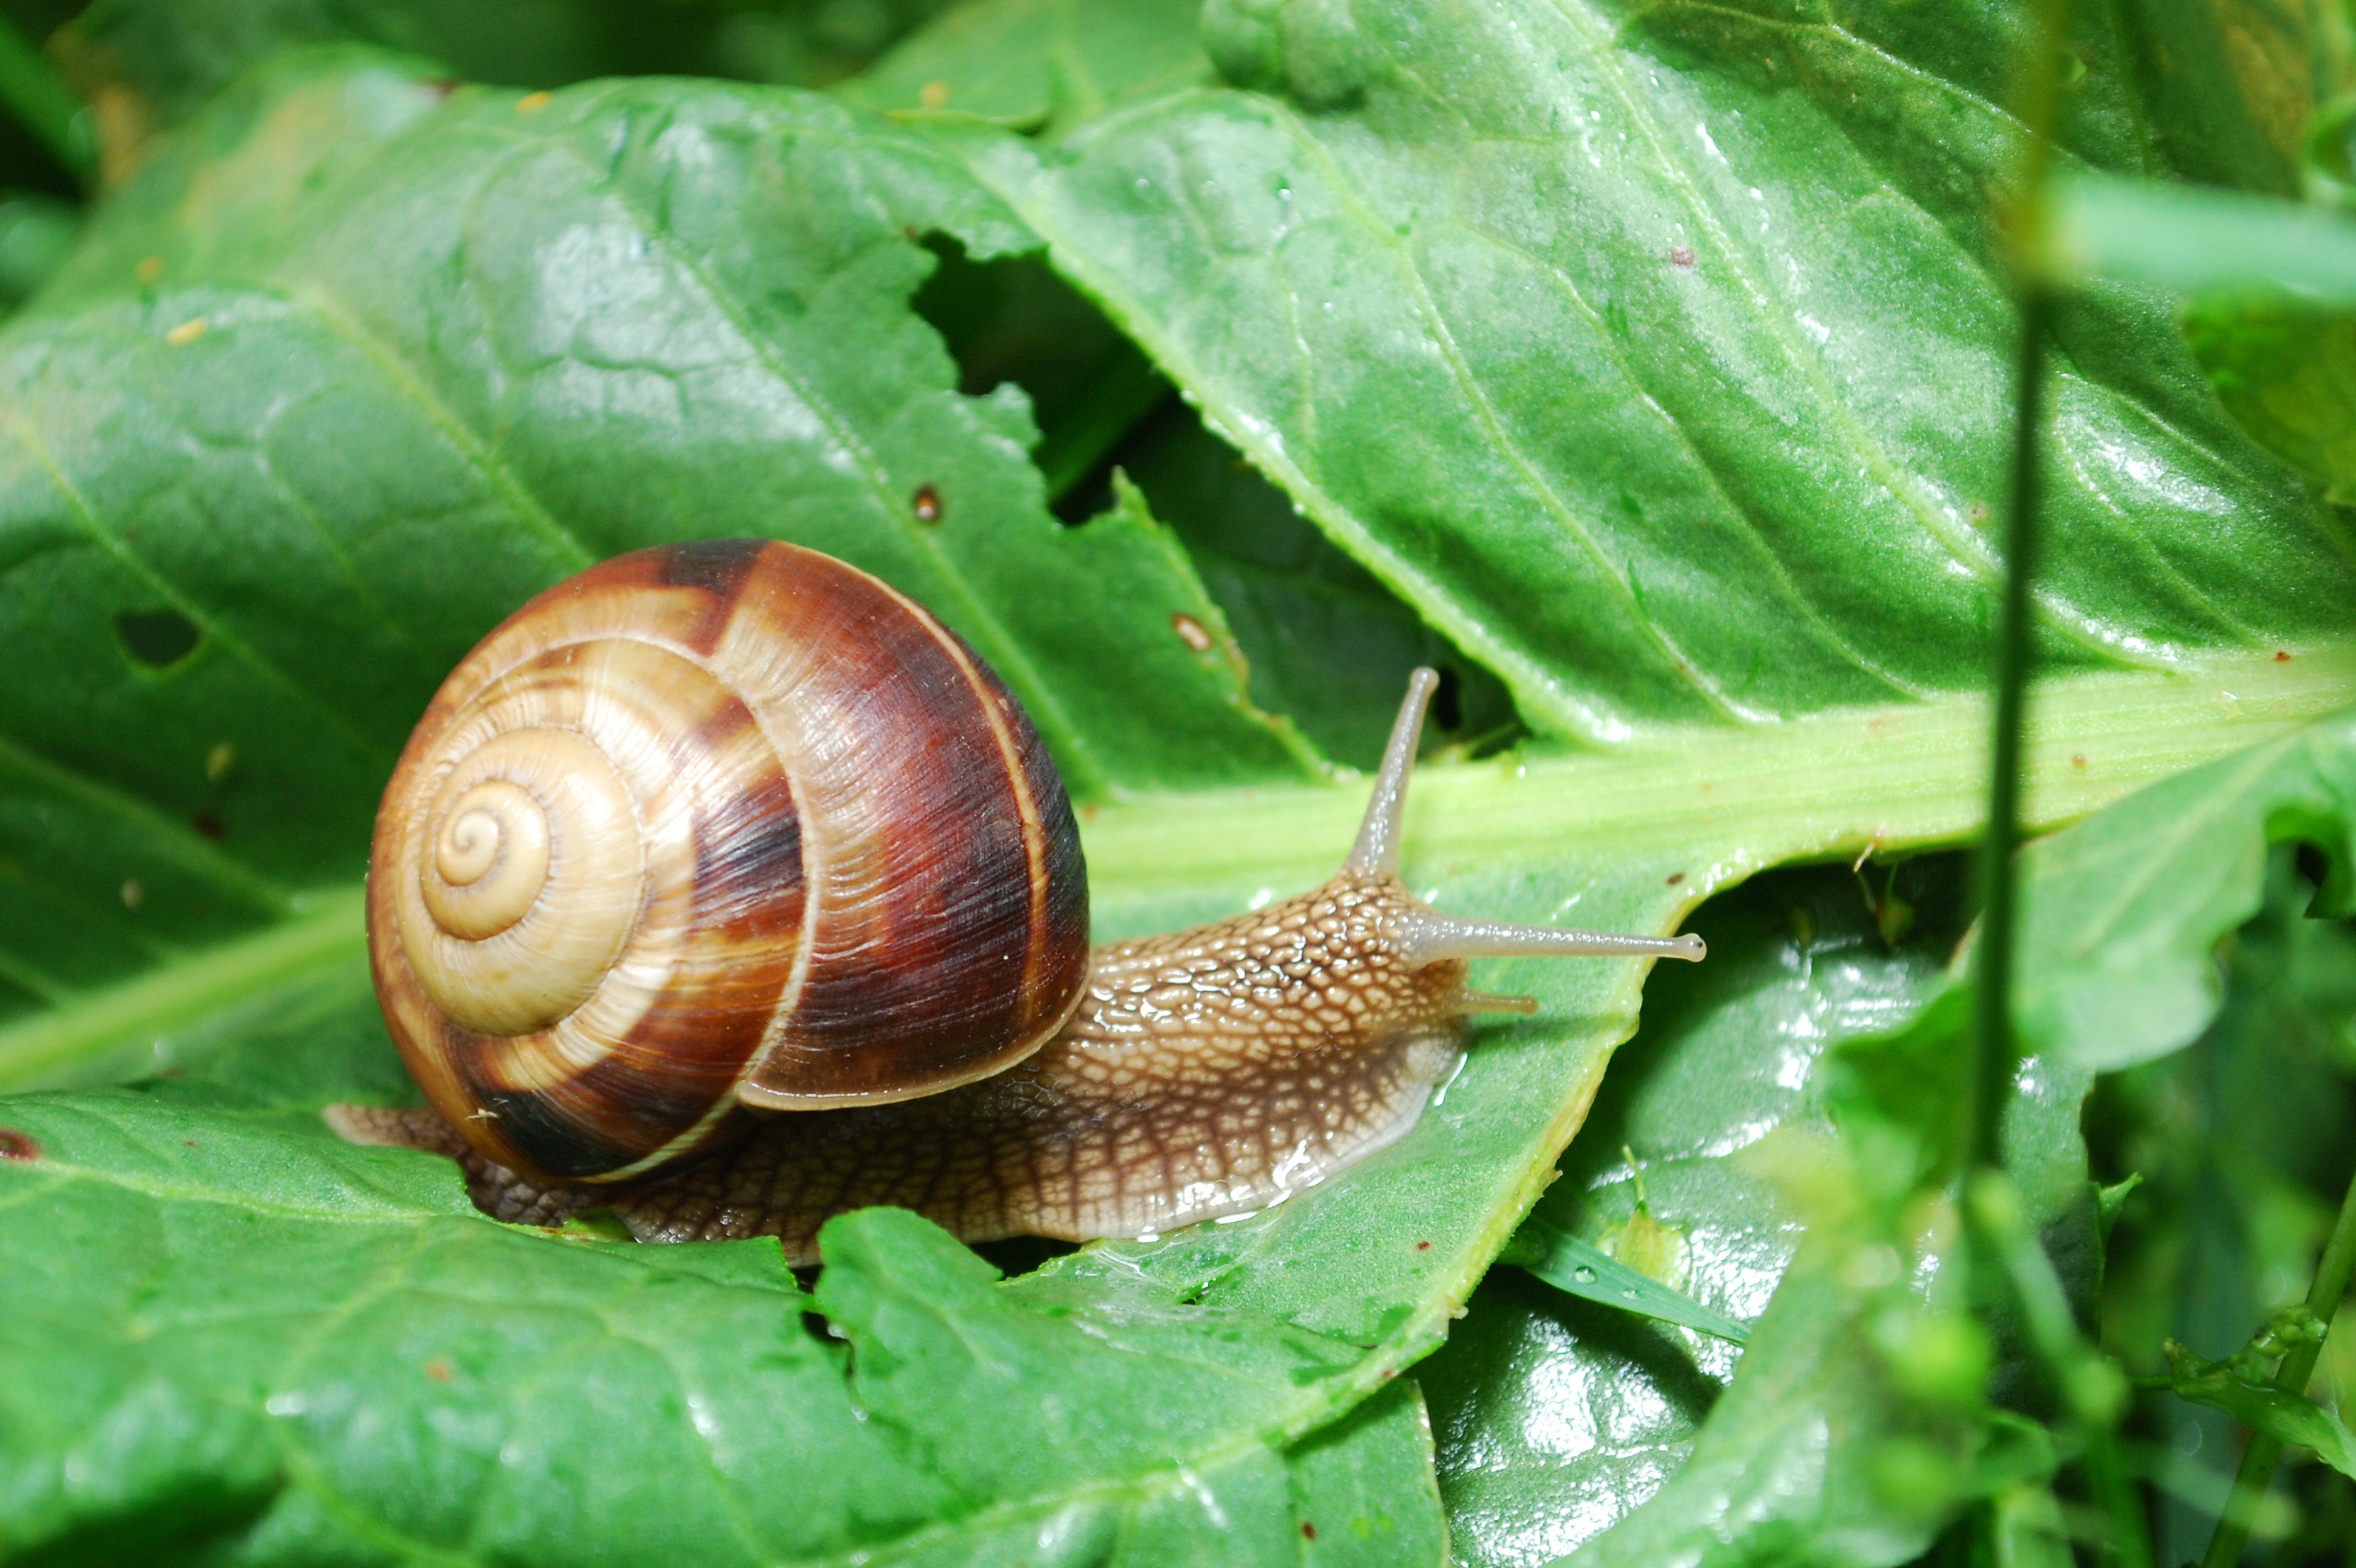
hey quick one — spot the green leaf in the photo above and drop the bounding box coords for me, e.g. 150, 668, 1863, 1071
6, 8, 2356, 1561
841, 0, 1209, 133
2164, 1371, 2356, 1477
1504, 1221, 1752, 1347
0, 50, 1332, 1078
2005, 705, 2356, 1071
0, 1090, 1451, 1563
1419, 685, 2347, 1566
2182, 292, 2356, 498
1421, 862, 1967, 1566
919, 0, 2356, 744
1286, 1383, 1451, 1568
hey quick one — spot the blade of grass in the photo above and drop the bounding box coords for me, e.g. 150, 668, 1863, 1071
2044, 175, 2356, 302
1503, 1214, 1753, 1347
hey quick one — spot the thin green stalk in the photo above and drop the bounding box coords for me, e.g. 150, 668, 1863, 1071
1966, 285, 2050, 1176
1963, 3, 2161, 1560
1966, 0, 2070, 1181
2201, 1162, 2356, 1567
1971, 1171, 2154, 1568
0, 13, 87, 180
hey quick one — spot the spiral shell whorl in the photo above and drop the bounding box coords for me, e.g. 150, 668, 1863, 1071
368, 539, 1091, 1186
404, 727, 646, 1035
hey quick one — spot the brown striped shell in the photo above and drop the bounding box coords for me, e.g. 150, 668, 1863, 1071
367, 539, 1091, 1185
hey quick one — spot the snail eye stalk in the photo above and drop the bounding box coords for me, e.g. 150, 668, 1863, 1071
1344, 667, 1707, 967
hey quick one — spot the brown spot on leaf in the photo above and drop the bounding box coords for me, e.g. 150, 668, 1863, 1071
0, 1128, 38, 1161
1302, 1522, 1318, 1540
2071, 753, 2087, 770
1666, 872, 1685, 885
913, 484, 942, 524
2276, 649, 2293, 662
194, 811, 225, 840
425, 1358, 453, 1384
920, 79, 952, 109
1668, 244, 1696, 269
1171, 613, 1213, 653
1415, 1240, 1431, 1251
121, 879, 143, 910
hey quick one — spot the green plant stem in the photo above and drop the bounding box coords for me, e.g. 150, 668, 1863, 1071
2201, 1161, 2356, 1567
1966, 284, 2050, 1177
1971, 1173, 2154, 1568
0, 13, 88, 180
1967, 0, 2069, 1181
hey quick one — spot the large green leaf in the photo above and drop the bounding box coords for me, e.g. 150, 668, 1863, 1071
1113, 399, 1520, 771
919, 0, 2356, 743
0, 1086, 1450, 1564
4, 5, 2356, 1561
0, 49, 1331, 1074
842, 0, 1209, 133
1420, 863, 1963, 1565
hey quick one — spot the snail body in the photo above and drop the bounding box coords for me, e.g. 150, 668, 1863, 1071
337, 541, 1702, 1261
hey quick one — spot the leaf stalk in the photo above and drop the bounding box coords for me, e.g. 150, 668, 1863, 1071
2200, 1161, 2356, 1567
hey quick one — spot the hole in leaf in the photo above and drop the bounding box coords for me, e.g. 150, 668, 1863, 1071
1097, 399, 1523, 769
114, 607, 202, 670
908, 233, 1169, 517
1432, 665, 1464, 731
2295, 841, 2330, 895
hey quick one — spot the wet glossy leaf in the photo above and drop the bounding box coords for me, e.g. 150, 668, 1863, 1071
3, 0, 2355, 1559
2089, 846, 2356, 1561
932, 0, 2356, 743
1421, 863, 1964, 1566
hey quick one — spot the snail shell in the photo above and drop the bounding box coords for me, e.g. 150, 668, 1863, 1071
368, 539, 1089, 1183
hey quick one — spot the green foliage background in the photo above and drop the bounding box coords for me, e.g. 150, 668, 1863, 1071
0, 0, 2350, 1562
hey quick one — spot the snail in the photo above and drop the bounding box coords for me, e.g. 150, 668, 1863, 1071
329, 539, 1704, 1262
